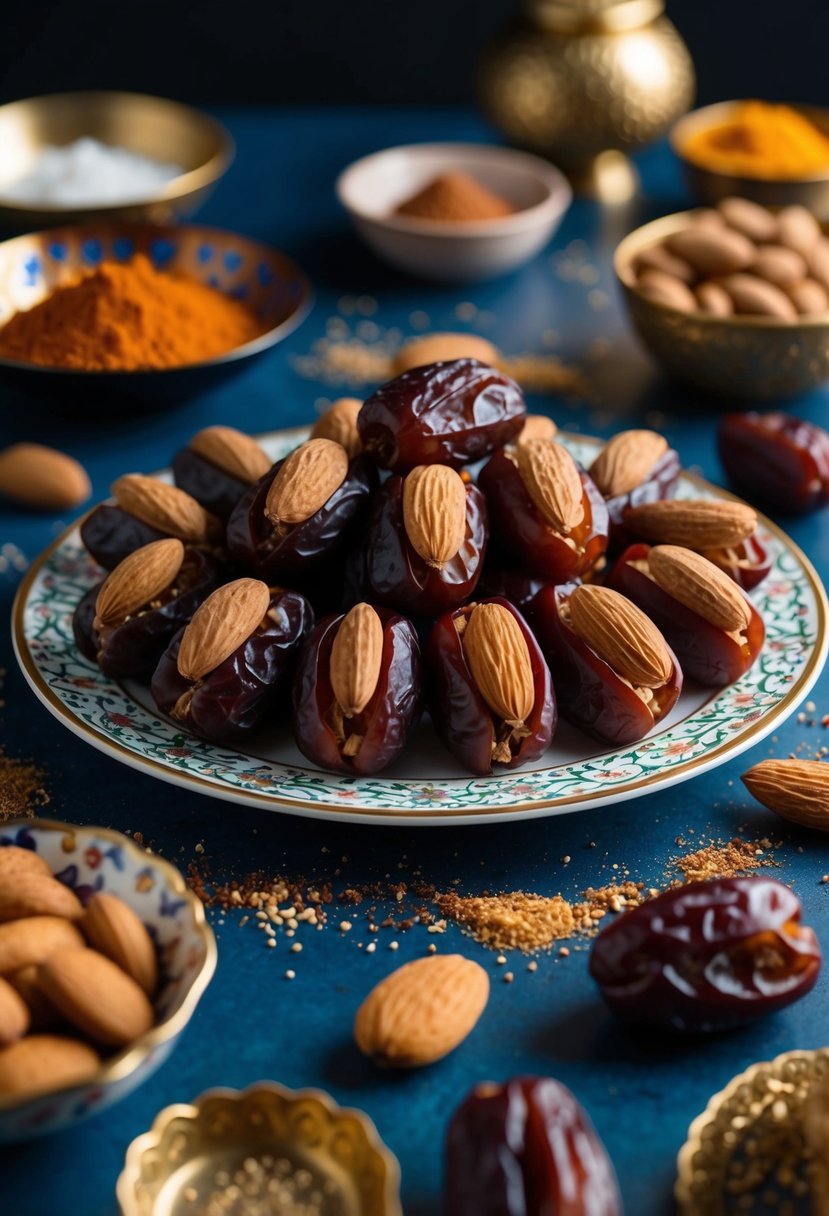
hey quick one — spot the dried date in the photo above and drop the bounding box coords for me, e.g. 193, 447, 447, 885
718, 411, 829, 513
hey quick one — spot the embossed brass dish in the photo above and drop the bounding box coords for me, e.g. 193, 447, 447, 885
117, 1082, 402, 1216
615, 210, 829, 400
676, 1047, 829, 1214
0, 92, 233, 231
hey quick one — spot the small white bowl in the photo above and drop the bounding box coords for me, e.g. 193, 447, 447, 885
335, 142, 571, 282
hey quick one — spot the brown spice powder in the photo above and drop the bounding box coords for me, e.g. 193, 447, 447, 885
395, 172, 515, 223
0, 750, 50, 821
672, 837, 773, 885
434, 891, 576, 953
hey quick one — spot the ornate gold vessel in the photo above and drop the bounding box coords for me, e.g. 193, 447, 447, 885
479, 0, 695, 199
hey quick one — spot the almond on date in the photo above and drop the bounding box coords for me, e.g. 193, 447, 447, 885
742, 759, 829, 831
94, 538, 185, 628
0, 443, 91, 511
112, 474, 219, 543
402, 465, 467, 568
623, 499, 757, 550
189, 426, 271, 484
568, 584, 673, 688
647, 545, 751, 632
463, 602, 534, 728
177, 578, 271, 682
515, 438, 584, 534
0, 1034, 101, 1098
265, 438, 348, 526
589, 430, 668, 498
311, 399, 363, 458
516, 415, 558, 445
330, 602, 384, 718
38, 947, 155, 1047
354, 954, 489, 1068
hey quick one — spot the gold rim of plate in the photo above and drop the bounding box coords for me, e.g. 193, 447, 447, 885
116, 1081, 403, 1216
676, 1047, 829, 1214
0, 817, 217, 1115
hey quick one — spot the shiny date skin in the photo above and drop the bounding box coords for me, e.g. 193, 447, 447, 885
226, 454, 375, 585
530, 584, 681, 746
605, 447, 680, 551
358, 359, 526, 473
589, 877, 821, 1033
479, 450, 609, 582
702, 535, 771, 592
292, 608, 421, 775
365, 476, 488, 617
445, 1076, 622, 1216
719, 411, 829, 514
477, 564, 553, 612
73, 549, 222, 680
80, 505, 173, 572
609, 543, 765, 686
173, 446, 264, 521
151, 588, 313, 743
426, 596, 556, 776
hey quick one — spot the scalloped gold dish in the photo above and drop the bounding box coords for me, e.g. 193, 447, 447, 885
676, 1047, 829, 1214
117, 1082, 402, 1216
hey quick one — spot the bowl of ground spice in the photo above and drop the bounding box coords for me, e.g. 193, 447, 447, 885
672, 100, 829, 218
336, 142, 571, 282
0, 222, 311, 407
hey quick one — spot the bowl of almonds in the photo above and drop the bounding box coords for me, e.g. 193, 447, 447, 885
615, 196, 829, 399
0, 818, 216, 1141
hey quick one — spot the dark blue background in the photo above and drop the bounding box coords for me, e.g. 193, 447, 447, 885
1, 107, 828, 1215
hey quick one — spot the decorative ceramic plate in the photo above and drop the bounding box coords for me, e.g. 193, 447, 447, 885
12, 429, 828, 826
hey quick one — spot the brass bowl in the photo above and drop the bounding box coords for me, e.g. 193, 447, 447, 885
0, 91, 233, 231
0, 221, 312, 410
615, 210, 829, 401
117, 1082, 403, 1216
671, 100, 829, 219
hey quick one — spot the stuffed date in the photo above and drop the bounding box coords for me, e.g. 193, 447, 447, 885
588, 428, 680, 550
173, 425, 272, 520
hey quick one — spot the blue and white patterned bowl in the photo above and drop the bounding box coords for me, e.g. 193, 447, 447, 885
0, 818, 216, 1142
0, 222, 312, 409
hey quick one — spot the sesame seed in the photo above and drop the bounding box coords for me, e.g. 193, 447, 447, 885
389, 940, 399, 950
285, 970, 296, 980
504, 972, 514, 983
291, 943, 302, 953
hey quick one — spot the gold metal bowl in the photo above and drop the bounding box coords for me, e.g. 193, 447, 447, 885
117, 1082, 403, 1216
0, 818, 216, 1141
0, 91, 233, 231
676, 1047, 829, 1214
615, 210, 829, 400
671, 100, 829, 218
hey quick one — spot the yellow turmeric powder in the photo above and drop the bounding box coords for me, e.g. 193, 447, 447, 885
682, 100, 829, 180
0, 253, 263, 370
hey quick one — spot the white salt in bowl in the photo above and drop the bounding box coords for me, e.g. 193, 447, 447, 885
336, 142, 571, 282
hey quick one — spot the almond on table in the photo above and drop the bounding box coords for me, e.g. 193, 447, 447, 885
742, 759, 829, 831
0, 443, 91, 511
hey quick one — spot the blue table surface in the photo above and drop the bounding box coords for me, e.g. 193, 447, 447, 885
1, 105, 828, 1216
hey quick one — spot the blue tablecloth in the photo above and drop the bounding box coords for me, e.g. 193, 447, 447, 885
2, 106, 828, 1216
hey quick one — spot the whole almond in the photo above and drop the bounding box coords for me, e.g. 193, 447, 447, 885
648, 545, 752, 632
636, 269, 697, 312
666, 226, 755, 276
0, 977, 29, 1044
81, 892, 158, 997
330, 603, 384, 718
112, 474, 218, 543
589, 430, 669, 498
717, 197, 779, 244
0, 917, 84, 976
517, 414, 558, 445
7, 966, 59, 1029
515, 439, 584, 534
463, 603, 534, 727
0, 874, 82, 923
807, 237, 829, 292
0, 443, 91, 511
777, 205, 822, 256
189, 426, 271, 484
38, 947, 155, 1047
94, 538, 185, 628
177, 578, 270, 682
750, 245, 807, 289
568, 584, 673, 688
402, 465, 467, 568
742, 759, 829, 831
719, 273, 797, 320
354, 954, 489, 1068
633, 244, 696, 283
265, 438, 348, 527
0, 847, 51, 880
0, 1034, 101, 1098
788, 278, 829, 315
311, 398, 363, 458
623, 499, 757, 550
392, 333, 498, 375
695, 281, 734, 317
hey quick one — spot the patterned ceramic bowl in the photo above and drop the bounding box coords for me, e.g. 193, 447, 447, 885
0, 222, 311, 409
615, 210, 829, 400
0, 818, 216, 1142
117, 1081, 402, 1216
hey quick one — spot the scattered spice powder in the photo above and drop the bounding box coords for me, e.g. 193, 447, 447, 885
395, 172, 515, 223
0, 749, 50, 821
434, 891, 576, 954
672, 837, 774, 885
